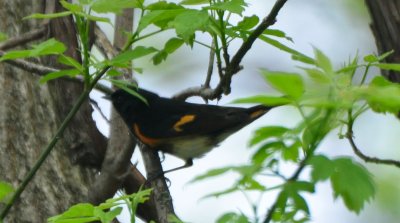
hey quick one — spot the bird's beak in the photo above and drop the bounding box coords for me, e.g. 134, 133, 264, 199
102, 94, 112, 101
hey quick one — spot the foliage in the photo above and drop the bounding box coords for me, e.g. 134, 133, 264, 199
192, 48, 400, 222
48, 188, 151, 223
0, 182, 14, 204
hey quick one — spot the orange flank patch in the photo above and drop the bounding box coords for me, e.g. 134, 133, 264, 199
133, 124, 160, 147
173, 114, 196, 132
250, 110, 266, 119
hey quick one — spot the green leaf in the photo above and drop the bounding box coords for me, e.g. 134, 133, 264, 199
236, 15, 259, 30
94, 207, 122, 223
106, 69, 122, 77
106, 79, 148, 105
362, 76, 400, 113
0, 181, 14, 204
291, 193, 310, 214
369, 76, 391, 87
91, 0, 143, 13
330, 157, 375, 213
217, 212, 250, 223
138, 2, 184, 31
301, 67, 331, 84
180, 0, 209, 5
233, 95, 291, 106
250, 126, 289, 146
206, 0, 247, 15
364, 51, 394, 63
152, 50, 168, 65
232, 165, 260, 176
152, 38, 184, 65
262, 70, 304, 100
239, 178, 266, 191
281, 181, 314, 214
108, 46, 158, 66
24, 11, 73, 20
164, 38, 184, 54
263, 29, 293, 42
363, 54, 378, 63
282, 140, 300, 162
314, 48, 333, 73
0, 38, 66, 61
48, 203, 96, 223
251, 141, 285, 164
76, 12, 111, 23
301, 116, 330, 151
173, 10, 209, 43
146, 1, 183, 10
307, 155, 334, 182
60, 0, 83, 13
190, 166, 232, 183
374, 63, 400, 72
39, 69, 81, 84
58, 55, 83, 71
258, 35, 315, 64
377, 50, 394, 61
203, 186, 238, 198
285, 181, 315, 193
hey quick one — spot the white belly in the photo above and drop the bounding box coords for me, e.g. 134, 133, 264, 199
167, 136, 215, 159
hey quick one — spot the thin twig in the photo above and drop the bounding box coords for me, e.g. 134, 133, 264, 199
347, 133, 400, 168
0, 50, 113, 95
204, 41, 215, 88
89, 98, 109, 123
174, 0, 288, 100
346, 113, 400, 168
0, 27, 47, 51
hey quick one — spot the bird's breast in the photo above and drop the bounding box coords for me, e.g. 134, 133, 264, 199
164, 136, 216, 160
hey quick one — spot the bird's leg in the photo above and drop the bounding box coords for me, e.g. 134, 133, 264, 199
163, 159, 193, 174
147, 159, 193, 182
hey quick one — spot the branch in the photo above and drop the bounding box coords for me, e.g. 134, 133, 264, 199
174, 0, 288, 100
88, 9, 159, 222
346, 126, 400, 168
0, 50, 113, 95
204, 41, 215, 88
94, 24, 119, 59
262, 153, 310, 223
0, 26, 47, 51
139, 144, 176, 223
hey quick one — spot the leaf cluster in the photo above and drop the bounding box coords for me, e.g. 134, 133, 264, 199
193, 48, 400, 222
48, 189, 152, 223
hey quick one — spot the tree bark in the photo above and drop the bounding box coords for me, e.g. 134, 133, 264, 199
0, 0, 107, 222
365, 0, 400, 82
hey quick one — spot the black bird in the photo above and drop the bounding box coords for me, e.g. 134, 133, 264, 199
110, 88, 273, 173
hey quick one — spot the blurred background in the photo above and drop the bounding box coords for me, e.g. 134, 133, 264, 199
91, 0, 400, 222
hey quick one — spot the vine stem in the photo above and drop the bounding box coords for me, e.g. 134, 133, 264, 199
0, 68, 108, 220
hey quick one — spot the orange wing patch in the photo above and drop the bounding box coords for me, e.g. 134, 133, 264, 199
173, 115, 196, 132
250, 110, 266, 119
133, 124, 160, 147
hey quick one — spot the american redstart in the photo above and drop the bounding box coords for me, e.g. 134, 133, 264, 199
109, 88, 273, 173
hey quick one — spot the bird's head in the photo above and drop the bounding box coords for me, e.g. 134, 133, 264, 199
107, 88, 159, 123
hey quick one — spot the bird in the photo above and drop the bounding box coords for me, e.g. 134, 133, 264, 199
110, 88, 273, 173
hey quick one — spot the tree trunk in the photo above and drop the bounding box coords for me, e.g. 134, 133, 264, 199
0, 0, 106, 222
365, 0, 400, 82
